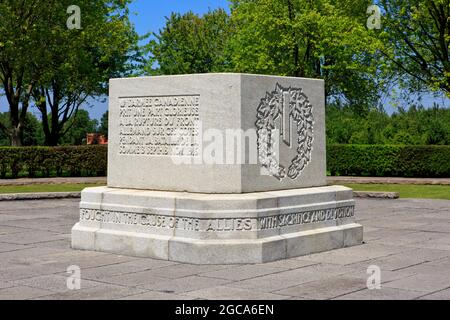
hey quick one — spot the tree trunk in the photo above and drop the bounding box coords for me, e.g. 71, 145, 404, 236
10, 126, 22, 147
44, 132, 60, 146
287, 0, 301, 77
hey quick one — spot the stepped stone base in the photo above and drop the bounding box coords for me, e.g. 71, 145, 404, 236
72, 186, 363, 264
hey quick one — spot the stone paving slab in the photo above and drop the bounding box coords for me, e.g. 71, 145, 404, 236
383, 273, 450, 293
335, 287, 425, 300
182, 286, 288, 300
419, 288, 450, 300
274, 275, 368, 299
0, 198, 448, 300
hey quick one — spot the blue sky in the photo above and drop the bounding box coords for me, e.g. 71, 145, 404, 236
130, 0, 230, 39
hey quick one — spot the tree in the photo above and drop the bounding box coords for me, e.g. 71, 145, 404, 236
145, 1, 386, 109
99, 111, 109, 137
32, 0, 140, 146
0, 112, 44, 146
379, 0, 450, 96
60, 110, 98, 146
0, 0, 53, 146
227, 0, 384, 107
145, 9, 232, 75
325, 102, 450, 145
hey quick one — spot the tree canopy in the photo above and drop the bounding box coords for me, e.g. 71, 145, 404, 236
379, 0, 450, 96
145, 9, 231, 75
145, 0, 385, 109
0, 0, 139, 146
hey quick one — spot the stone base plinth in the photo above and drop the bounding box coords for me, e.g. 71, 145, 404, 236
71, 186, 363, 264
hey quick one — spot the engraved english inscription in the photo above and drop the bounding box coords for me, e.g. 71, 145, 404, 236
119, 95, 200, 156
79, 205, 354, 232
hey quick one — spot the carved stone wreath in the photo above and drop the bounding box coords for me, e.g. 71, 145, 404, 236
256, 83, 314, 181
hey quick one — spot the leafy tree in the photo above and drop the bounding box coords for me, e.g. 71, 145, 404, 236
0, 112, 44, 146
99, 111, 109, 137
60, 110, 98, 146
326, 103, 450, 145
379, 0, 450, 96
145, 9, 232, 75
0, 0, 53, 146
227, 0, 384, 107
32, 0, 140, 146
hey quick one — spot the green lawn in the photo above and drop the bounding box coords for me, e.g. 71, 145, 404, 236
344, 184, 450, 200
0, 184, 104, 194
1, 183, 449, 200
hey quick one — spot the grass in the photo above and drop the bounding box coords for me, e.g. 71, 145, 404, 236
344, 184, 450, 200
0, 183, 105, 194
0, 182, 449, 200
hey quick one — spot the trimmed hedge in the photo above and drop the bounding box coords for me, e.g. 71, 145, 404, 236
0, 145, 448, 179
0, 146, 107, 179
327, 145, 450, 178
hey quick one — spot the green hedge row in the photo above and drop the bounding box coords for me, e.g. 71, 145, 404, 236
327, 145, 450, 177
0, 146, 107, 178
0, 145, 448, 179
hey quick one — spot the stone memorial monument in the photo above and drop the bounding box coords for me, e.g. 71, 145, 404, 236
72, 73, 363, 264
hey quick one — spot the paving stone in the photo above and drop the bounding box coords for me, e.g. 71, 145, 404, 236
371, 231, 445, 246
146, 264, 230, 280
347, 248, 450, 271
0, 265, 63, 282
183, 286, 288, 300
428, 256, 450, 268
11, 274, 101, 293
106, 270, 168, 287
362, 228, 415, 242
414, 223, 450, 234
339, 264, 416, 283
32, 283, 146, 300
0, 242, 33, 253
0, 198, 449, 300
199, 265, 286, 281
404, 236, 450, 251
0, 286, 54, 300
274, 275, 367, 299
0, 218, 73, 230
256, 259, 319, 270
80, 259, 178, 280
0, 281, 14, 290
419, 288, 450, 300
396, 262, 450, 275
335, 287, 425, 300
38, 239, 72, 250
361, 218, 429, 230
384, 274, 450, 293
120, 291, 195, 300
142, 276, 231, 293
0, 246, 66, 262
0, 225, 28, 235
297, 243, 408, 265
0, 230, 68, 245
228, 264, 351, 292
32, 252, 135, 270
